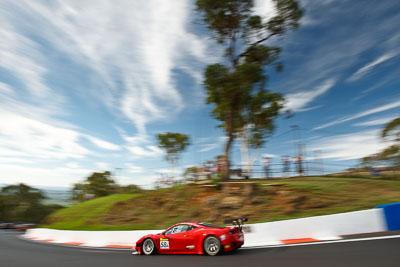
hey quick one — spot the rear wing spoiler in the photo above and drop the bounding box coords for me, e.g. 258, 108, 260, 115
223, 218, 248, 230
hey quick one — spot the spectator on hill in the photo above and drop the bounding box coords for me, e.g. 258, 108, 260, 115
262, 156, 270, 178
282, 156, 290, 177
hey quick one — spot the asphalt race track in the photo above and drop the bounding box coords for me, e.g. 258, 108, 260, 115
1, 231, 399, 267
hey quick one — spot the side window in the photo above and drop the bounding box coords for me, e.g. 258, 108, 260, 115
165, 224, 191, 235
165, 226, 177, 235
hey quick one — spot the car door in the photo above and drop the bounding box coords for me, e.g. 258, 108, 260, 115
164, 224, 191, 252
181, 225, 198, 252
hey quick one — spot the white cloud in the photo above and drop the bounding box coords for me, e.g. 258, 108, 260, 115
0, 163, 94, 187
0, 157, 34, 164
198, 143, 220, 153
0, 108, 89, 160
119, 130, 163, 158
348, 51, 398, 82
195, 136, 226, 152
261, 153, 278, 158
0, 82, 13, 95
66, 162, 80, 169
124, 163, 144, 174
85, 136, 121, 151
127, 145, 163, 158
296, 105, 322, 113
2, 0, 211, 134
275, 1, 400, 109
95, 162, 109, 170
314, 99, 400, 130
0, 24, 52, 99
309, 129, 390, 161
284, 79, 335, 112
0, 99, 122, 161
254, 0, 276, 21
353, 116, 398, 127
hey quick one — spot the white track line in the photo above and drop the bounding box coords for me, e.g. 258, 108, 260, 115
242, 235, 400, 249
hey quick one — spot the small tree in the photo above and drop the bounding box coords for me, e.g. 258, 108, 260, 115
0, 183, 61, 223
157, 132, 190, 179
196, 0, 303, 180
72, 171, 117, 201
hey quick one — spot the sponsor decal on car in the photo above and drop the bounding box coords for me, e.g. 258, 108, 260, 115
160, 238, 170, 249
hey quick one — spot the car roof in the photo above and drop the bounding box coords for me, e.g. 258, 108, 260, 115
171, 222, 227, 228
171, 222, 198, 226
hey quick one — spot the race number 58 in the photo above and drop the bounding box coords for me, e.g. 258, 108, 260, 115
160, 239, 169, 249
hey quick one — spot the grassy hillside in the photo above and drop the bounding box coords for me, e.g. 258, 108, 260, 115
43, 194, 138, 230
42, 177, 400, 230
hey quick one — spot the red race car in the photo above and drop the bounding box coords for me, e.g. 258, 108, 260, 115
134, 218, 247, 256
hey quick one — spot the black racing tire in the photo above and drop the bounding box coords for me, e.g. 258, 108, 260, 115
142, 238, 157, 255
203, 235, 221, 256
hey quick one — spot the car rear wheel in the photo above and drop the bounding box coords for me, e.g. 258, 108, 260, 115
203, 236, 221, 256
142, 238, 156, 255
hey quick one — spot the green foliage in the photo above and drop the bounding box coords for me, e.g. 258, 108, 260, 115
43, 177, 400, 230
116, 184, 142, 194
183, 166, 200, 181
381, 117, 400, 141
196, 0, 303, 179
72, 171, 117, 201
362, 117, 400, 166
0, 183, 63, 223
157, 132, 190, 165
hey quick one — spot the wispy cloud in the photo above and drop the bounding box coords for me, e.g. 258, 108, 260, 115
127, 145, 163, 158
0, 157, 34, 164
254, 0, 276, 21
348, 51, 398, 82
0, 108, 89, 160
195, 136, 227, 153
261, 153, 278, 158
353, 115, 398, 127
0, 163, 94, 187
119, 130, 163, 158
95, 162, 109, 170
124, 163, 145, 174
0, 0, 213, 135
0, 23, 52, 99
0, 82, 13, 95
314, 99, 400, 130
276, 0, 400, 110
309, 129, 390, 161
84, 136, 121, 151
284, 79, 335, 112
296, 105, 322, 113
0, 99, 121, 160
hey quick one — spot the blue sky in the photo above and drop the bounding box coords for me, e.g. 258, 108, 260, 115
0, 0, 399, 188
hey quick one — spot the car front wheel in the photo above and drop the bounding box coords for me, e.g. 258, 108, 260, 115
142, 238, 156, 255
203, 236, 221, 256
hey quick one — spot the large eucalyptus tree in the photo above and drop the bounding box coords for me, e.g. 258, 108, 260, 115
196, 0, 303, 179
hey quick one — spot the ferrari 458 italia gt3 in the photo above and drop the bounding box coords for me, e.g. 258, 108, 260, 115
135, 218, 247, 256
